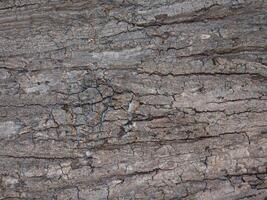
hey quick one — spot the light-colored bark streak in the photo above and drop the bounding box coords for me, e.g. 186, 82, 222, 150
0, 0, 266, 199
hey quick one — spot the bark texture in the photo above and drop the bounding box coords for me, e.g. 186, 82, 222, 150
0, 0, 267, 199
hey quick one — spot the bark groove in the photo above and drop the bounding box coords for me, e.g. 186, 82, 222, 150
0, 0, 266, 199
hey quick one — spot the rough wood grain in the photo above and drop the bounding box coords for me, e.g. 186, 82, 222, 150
0, 0, 266, 199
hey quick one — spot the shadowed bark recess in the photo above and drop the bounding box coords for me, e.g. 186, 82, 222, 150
0, 0, 267, 199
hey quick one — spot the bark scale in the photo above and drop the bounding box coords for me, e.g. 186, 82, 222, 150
0, 0, 266, 199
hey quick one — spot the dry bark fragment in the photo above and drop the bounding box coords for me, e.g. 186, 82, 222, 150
0, 0, 266, 199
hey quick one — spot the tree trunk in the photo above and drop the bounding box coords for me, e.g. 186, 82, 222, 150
0, 0, 266, 199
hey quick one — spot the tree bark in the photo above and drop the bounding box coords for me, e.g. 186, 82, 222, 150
0, 0, 266, 199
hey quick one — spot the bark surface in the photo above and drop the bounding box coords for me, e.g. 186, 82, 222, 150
0, 0, 267, 199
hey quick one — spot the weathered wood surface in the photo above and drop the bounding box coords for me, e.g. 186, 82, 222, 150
0, 0, 267, 199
